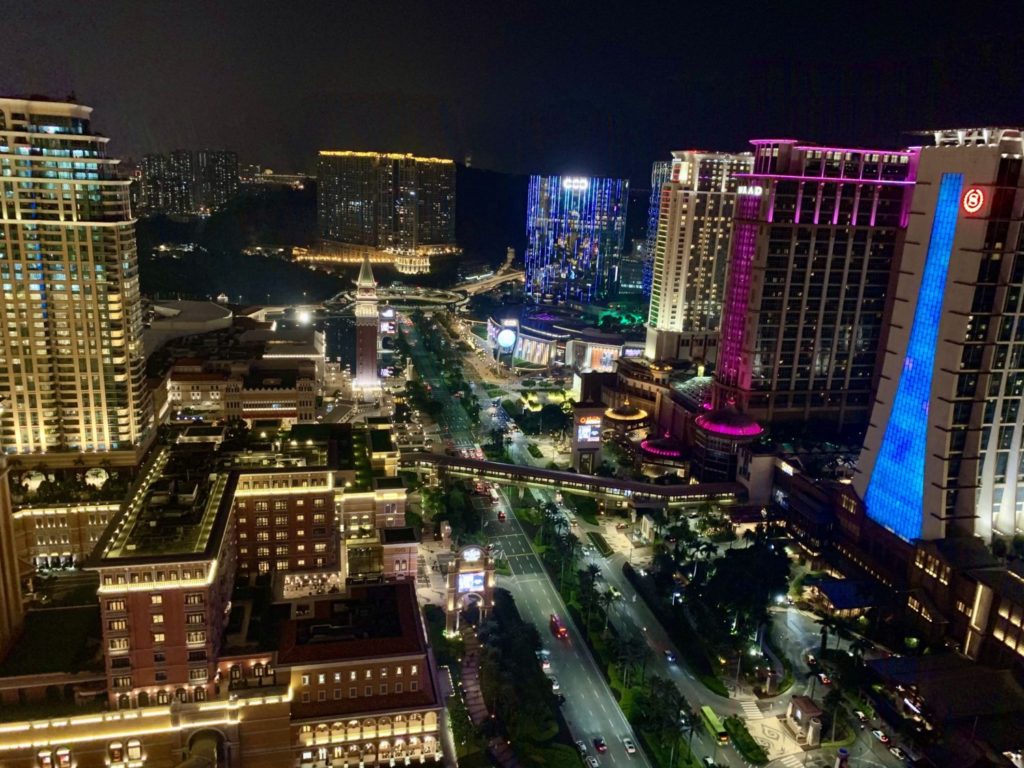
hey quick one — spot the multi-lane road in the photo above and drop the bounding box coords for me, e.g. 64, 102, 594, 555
403, 313, 902, 768
404, 317, 651, 767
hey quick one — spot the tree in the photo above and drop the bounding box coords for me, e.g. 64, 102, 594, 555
824, 688, 845, 741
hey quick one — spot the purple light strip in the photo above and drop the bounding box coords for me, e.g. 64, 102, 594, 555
734, 172, 916, 186
717, 193, 761, 389
793, 145, 917, 156
749, 139, 800, 144
640, 439, 682, 458
694, 414, 763, 437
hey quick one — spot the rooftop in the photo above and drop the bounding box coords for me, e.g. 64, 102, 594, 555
0, 606, 102, 677
381, 527, 419, 545
277, 581, 426, 665
93, 444, 236, 564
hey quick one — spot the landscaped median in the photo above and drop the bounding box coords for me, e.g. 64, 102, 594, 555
724, 716, 770, 764
587, 531, 614, 557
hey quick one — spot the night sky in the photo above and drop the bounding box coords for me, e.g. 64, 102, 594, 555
3, 1, 1022, 183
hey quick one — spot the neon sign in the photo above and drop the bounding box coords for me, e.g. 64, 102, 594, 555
738, 185, 763, 196
962, 187, 985, 215
562, 177, 589, 191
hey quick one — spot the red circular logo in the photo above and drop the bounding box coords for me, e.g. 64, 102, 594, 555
962, 187, 985, 214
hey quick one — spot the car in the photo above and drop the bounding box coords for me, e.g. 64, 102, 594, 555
818, 672, 831, 685
806, 653, 817, 667
889, 746, 908, 761
854, 710, 868, 723
664, 649, 677, 663
872, 729, 890, 744
623, 737, 636, 754
593, 737, 607, 753
586, 758, 600, 768
497, 510, 507, 522
549, 677, 560, 692
540, 658, 551, 671
615, 522, 628, 530
702, 758, 717, 768
575, 740, 587, 755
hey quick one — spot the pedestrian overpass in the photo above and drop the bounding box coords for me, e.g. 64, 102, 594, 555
398, 453, 747, 509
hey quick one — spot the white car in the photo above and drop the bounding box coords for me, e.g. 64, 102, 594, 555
549, 677, 560, 692
586, 758, 600, 768
623, 737, 636, 754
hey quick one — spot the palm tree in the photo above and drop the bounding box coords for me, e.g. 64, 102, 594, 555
850, 636, 874, 666
818, 614, 841, 655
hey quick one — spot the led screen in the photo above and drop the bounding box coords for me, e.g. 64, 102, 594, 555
458, 571, 485, 593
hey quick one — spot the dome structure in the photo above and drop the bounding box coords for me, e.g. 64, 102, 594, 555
694, 404, 763, 438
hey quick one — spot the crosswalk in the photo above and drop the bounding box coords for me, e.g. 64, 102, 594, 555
776, 753, 803, 768
739, 699, 763, 720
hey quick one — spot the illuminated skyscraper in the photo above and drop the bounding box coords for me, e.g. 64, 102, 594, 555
642, 159, 673, 296
713, 139, 918, 431
524, 175, 629, 304
644, 150, 752, 364
0, 96, 152, 455
857, 128, 1024, 542
194, 149, 239, 212
317, 151, 456, 256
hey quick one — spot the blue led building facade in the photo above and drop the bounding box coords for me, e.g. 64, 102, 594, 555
642, 160, 673, 297
863, 173, 963, 541
524, 175, 628, 305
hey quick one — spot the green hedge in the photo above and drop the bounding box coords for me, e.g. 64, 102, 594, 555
724, 716, 769, 764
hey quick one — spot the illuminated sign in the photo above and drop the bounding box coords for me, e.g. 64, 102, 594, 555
962, 186, 985, 215
458, 571, 485, 593
738, 185, 764, 196
379, 366, 395, 378
380, 321, 396, 334
562, 177, 589, 191
623, 347, 643, 358
380, 307, 395, 319
496, 328, 517, 349
576, 418, 602, 444
462, 546, 482, 562
501, 319, 519, 327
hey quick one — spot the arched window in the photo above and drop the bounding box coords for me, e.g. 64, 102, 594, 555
175, 688, 188, 703
117, 693, 130, 710
156, 690, 169, 705
55, 749, 72, 768
194, 686, 207, 702
252, 662, 263, 678
126, 740, 142, 761
109, 742, 124, 762
230, 665, 242, 681
137, 691, 150, 707
37, 750, 53, 768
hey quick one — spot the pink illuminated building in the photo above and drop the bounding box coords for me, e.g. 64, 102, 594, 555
713, 139, 920, 431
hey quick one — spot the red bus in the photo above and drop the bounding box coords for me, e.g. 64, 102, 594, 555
550, 614, 568, 639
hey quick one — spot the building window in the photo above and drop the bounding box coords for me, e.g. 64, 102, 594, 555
107, 619, 127, 631
107, 599, 125, 612
185, 593, 204, 605
152, 613, 164, 624
395, 682, 403, 693
186, 613, 204, 625
410, 680, 418, 692
109, 637, 129, 651
302, 692, 311, 703
302, 674, 310, 686
108, 742, 124, 762
365, 685, 372, 696
126, 740, 142, 761
318, 690, 327, 702
334, 688, 342, 700
153, 632, 166, 645
150, 593, 162, 606
349, 687, 356, 698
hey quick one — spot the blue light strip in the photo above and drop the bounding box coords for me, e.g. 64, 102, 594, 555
864, 173, 963, 540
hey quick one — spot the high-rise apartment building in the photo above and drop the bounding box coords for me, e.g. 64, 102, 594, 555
317, 151, 457, 264
140, 149, 239, 216
642, 159, 673, 296
713, 139, 918, 431
194, 149, 240, 212
0, 96, 152, 455
645, 150, 753, 364
857, 128, 1024, 543
524, 175, 629, 304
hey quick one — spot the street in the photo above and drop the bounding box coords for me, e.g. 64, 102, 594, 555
404, 312, 903, 768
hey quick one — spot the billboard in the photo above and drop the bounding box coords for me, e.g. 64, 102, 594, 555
458, 571, 485, 593
576, 415, 602, 444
